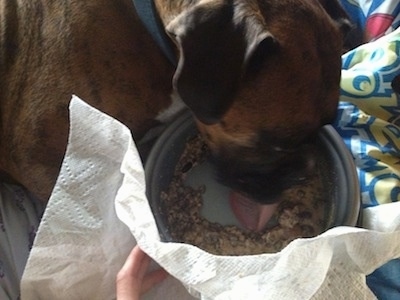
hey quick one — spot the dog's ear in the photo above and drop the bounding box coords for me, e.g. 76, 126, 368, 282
166, 2, 276, 124
316, 0, 353, 36
316, 0, 364, 50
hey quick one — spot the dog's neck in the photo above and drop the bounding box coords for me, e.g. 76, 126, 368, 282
132, 0, 178, 65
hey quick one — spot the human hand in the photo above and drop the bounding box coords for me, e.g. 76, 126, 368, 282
116, 245, 168, 300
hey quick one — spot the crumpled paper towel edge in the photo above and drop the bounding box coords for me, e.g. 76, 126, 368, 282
116, 125, 400, 300
116, 144, 377, 299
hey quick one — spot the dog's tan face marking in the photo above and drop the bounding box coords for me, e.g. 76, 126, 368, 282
156, 0, 345, 203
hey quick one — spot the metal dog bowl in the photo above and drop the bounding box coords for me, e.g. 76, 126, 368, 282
145, 110, 361, 241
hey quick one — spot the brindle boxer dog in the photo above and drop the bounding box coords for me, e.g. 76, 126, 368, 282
0, 0, 350, 204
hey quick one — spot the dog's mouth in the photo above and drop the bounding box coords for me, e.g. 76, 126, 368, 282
212, 148, 315, 204
211, 142, 316, 231
219, 154, 314, 231
229, 190, 280, 231
207, 138, 317, 231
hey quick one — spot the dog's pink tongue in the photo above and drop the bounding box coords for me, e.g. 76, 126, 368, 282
229, 191, 278, 232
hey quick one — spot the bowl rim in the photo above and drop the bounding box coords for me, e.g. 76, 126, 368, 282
318, 125, 361, 226
145, 110, 362, 240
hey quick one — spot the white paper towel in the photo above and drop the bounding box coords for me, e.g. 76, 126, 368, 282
20, 96, 193, 299
21, 96, 400, 299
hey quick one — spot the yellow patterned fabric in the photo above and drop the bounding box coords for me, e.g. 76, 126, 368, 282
335, 28, 400, 207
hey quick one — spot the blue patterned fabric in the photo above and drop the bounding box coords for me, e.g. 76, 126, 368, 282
335, 29, 400, 207
367, 259, 400, 300
336, 1, 400, 299
339, 0, 400, 40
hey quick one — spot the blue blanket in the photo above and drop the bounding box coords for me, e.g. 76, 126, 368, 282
337, 1, 400, 298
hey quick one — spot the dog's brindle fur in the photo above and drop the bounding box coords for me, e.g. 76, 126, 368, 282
0, 0, 348, 204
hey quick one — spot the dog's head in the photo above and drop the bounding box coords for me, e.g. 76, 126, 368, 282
164, 0, 349, 204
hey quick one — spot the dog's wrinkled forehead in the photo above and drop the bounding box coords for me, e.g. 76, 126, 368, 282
164, 0, 347, 125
